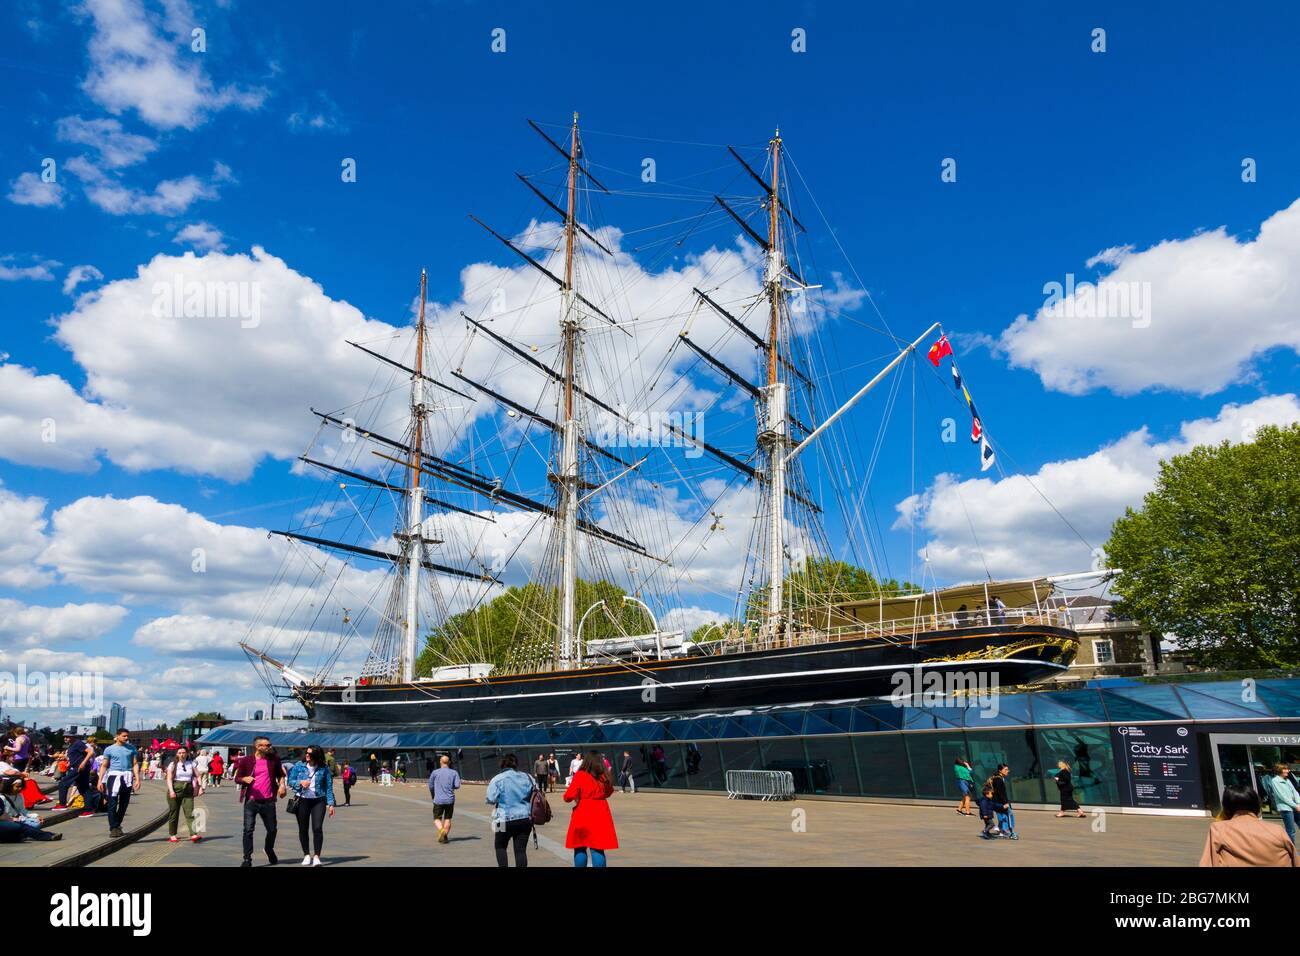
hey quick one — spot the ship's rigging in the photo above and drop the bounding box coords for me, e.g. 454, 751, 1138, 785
240, 115, 1102, 708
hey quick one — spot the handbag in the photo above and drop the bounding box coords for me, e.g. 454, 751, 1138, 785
286, 793, 300, 813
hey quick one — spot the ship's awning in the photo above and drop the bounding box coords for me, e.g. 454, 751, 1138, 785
796, 577, 1056, 629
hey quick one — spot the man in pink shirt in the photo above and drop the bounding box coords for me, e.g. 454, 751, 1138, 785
234, 737, 286, 867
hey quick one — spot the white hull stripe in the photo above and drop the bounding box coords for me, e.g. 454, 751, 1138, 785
318, 658, 1068, 707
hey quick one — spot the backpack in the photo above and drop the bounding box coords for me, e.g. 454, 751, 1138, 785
529, 786, 552, 827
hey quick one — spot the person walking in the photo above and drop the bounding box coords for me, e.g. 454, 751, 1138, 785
234, 736, 286, 867
532, 754, 549, 792
55, 733, 95, 810
98, 728, 141, 839
195, 750, 211, 790
563, 750, 619, 868
165, 746, 204, 843
287, 744, 335, 867
1202, 784, 1298, 866
208, 750, 223, 788
368, 754, 380, 784
1266, 764, 1300, 844
619, 751, 636, 794
1054, 759, 1086, 818
341, 762, 356, 806
428, 755, 461, 844
990, 764, 1017, 840
325, 749, 339, 802
546, 754, 559, 793
953, 757, 975, 815
567, 752, 582, 788
485, 754, 535, 868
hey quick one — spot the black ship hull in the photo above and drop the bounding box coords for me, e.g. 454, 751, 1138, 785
303, 624, 1078, 727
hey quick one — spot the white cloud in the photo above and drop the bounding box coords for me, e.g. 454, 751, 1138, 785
56, 115, 156, 168
0, 484, 53, 588
0, 599, 129, 646
172, 221, 225, 252
64, 264, 105, 295
0, 255, 59, 281
899, 394, 1300, 581
76, 0, 267, 131
68, 155, 225, 216
7, 172, 65, 208
1000, 197, 1300, 396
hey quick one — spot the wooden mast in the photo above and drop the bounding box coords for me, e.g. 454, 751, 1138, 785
763, 128, 787, 641
400, 270, 428, 682
558, 113, 581, 668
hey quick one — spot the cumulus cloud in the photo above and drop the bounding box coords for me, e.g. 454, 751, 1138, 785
56, 115, 156, 169
7, 172, 65, 208
172, 221, 225, 252
76, 0, 267, 131
1000, 197, 1300, 396
0, 599, 129, 646
63, 264, 105, 295
0, 255, 59, 281
67, 155, 227, 216
0, 484, 53, 588
898, 394, 1300, 582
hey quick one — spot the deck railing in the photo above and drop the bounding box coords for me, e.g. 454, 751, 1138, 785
696, 607, 1074, 657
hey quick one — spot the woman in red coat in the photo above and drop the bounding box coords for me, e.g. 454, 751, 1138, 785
563, 751, 618, 867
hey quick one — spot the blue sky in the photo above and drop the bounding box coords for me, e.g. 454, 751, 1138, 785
1, 0, 1298, 728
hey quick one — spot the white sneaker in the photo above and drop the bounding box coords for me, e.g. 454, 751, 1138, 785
311, 855, 322, 867
301, 855, 312, 866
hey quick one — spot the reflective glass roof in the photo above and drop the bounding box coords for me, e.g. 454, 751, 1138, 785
199, 678, 1300, 750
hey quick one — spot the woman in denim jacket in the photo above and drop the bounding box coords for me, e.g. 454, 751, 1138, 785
286, 745, 335, 867
486, 753, 536, 868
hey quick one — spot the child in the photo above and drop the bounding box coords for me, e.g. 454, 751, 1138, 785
977, 785, 1001, 839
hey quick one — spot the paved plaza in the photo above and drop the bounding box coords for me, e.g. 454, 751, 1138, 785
0, 779, 1212, 867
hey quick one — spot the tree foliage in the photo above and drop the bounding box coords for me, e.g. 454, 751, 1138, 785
1105, 423, 1300, 670
415, 578, 655, 676
746, 556, 917, 619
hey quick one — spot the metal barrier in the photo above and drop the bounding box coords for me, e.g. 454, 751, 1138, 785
725, 770, 796, 801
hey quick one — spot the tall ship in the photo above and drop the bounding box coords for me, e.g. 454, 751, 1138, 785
242, 116, 1086, 728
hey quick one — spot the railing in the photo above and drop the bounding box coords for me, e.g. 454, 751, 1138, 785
697, 607, 1074, 657
725, 769, 796, 801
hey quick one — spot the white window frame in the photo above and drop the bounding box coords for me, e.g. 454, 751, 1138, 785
1093, 638, 1115, 665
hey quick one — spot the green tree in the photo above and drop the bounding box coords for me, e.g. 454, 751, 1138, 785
415, 577, 654, 676
1105, 423, 1300, 670
746, 556, 917, 619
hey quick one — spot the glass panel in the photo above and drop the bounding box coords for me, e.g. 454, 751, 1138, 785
1036, 726, 1119, 807
760, 738, 813, 792
852, 734, 914, 798
802, 710, 846, 736
718, 739, 763, 774
682, 742, 724, 791
1216, 744, 1252, 790
1256, 681, 1300, 718
1101, 685, 1188, 722
963, 729, 1046, 804
803, 736, 860, 795
1029, 688, 1109, 723
906, 733, 971, 799
1174, 684, 1273, 719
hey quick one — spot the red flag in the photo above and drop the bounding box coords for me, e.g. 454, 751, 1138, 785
927, 334, 953, 367
970, 416, 983, 443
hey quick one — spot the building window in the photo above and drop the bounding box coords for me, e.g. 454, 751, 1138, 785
1094, 639, 1115, 665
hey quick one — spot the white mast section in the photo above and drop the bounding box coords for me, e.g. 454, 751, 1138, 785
558, 113, 582, 670
763, 129, 787, 640
401, 270, 429, 683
